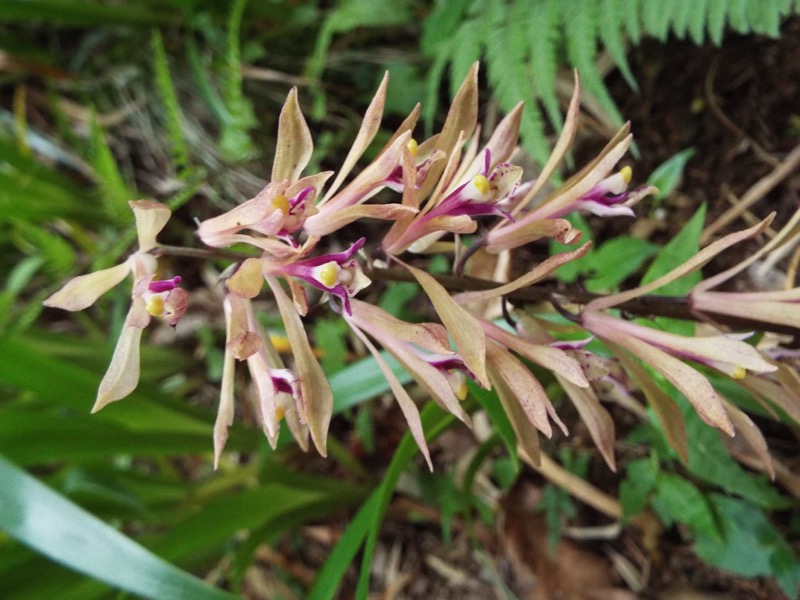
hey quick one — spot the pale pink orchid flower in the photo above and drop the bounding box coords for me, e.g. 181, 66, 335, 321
579, 215, 779, 436
484, 75, 656, 253
214, 292, 309, 469
43, 200, 187, 412
198, 77, 417, 253
382, 76, 525, 255
690, 208, 800, 332
343, 299, 481, 470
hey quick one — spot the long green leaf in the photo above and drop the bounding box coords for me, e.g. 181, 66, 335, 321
0, 454, 240, 600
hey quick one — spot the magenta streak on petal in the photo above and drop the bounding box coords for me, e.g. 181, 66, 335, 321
148, 276, 182, 293
287, 238, 366, 268
290, 187, 313, 210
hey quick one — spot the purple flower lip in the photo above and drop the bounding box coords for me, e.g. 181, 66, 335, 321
278, 238, 370, 316
148, 276, 182, 293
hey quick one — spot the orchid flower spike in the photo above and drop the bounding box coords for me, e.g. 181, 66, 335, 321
43, 201, 186, 411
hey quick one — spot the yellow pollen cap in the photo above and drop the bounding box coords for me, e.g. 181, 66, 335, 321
318, 262, 340, 288
620, 166, 632, 184
146, 295, 165, 317
731, 367, 747, 380
473, 173, 491, 195
456, 382, 468, 401
272, 195, 290, 214
406, 138, 418, 157
275, 406, 286, 422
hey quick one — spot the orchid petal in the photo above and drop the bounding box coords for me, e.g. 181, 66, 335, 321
692, 293, 800, 330
214, 298, 238, 469
348, 319, 433, 471
723, 398, 775, 479
398, 259, 489, 387
588, 214, 773, 312
321, 72, 388, 202
616, 348, 688, 463
456, 243, 592, 305
44, 261, 131, 311
486, 362, 541, 465
130, 200, 171, 253
603, 316, 776, 376
309, 131, 411, 219
746, 364, 800, 427
483, 320, 589, 389
379, 103, 421, 155
196, 181, 287, 247
486, 218, 581, 252
486, 341, 552, 437
267, 275, 332, 456
430, 63, 478, 178
511, 72, 581, 217
349, 299, 453, 354
92, 299, 148, 412
227, 258, 265, 299
303, 203, 416, 238
272, 88, 313, 183
584, 313, 733, 435
557, 375, 616, 471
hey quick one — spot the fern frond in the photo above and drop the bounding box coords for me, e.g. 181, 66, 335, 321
669, 0, 694, 40
486, 0, 550, 165
448, 21, 484, 99
563, 0, 625, 129
420, 0, 483, 134
529, 0, 563, 130
418, 0, 798, 169
151, 30, 189, 176
686, 0, 710, 45
219, 0, 256, 162
620, 0, 643, 43
641, 0, 673, 41
88, 113, 133, 224
597, 0, 638, 91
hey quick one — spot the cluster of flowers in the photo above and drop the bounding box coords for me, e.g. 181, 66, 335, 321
45, 65, 800, 472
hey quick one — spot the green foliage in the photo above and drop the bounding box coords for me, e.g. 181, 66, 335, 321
87, 114, 135, 224
621, 399, 798, 598
0, 455, 239, 600
421, 0, 798, 164
551, 214, 659, 292
536, 450, 588, 552
152, 30, 190, 175
647, 148, 696, 201
639, 203, 706, 334
217, 0, 257, 162
696, 495, 800, 599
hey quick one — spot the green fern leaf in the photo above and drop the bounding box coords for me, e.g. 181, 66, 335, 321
448, 11, 485, 98
486, 0, 549, 165
706, 0, 729, 43
620, 0, 643, 43
421, 0, 484, 135
88, 114, 134, 224
641, 0, 673, 41
563, 0, 625, 129
669, 0, 694, 40
151, 30, 189, 176
421, 0, 472, 56
530, 0, 565, 130
686, 0, 710, 45
747, 1, 781, 36
219, 0, 256, 162
597, 0, 639, 91
727, 0, 750, 33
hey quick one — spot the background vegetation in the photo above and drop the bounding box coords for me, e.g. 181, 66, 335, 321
1, 1, 799, 598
